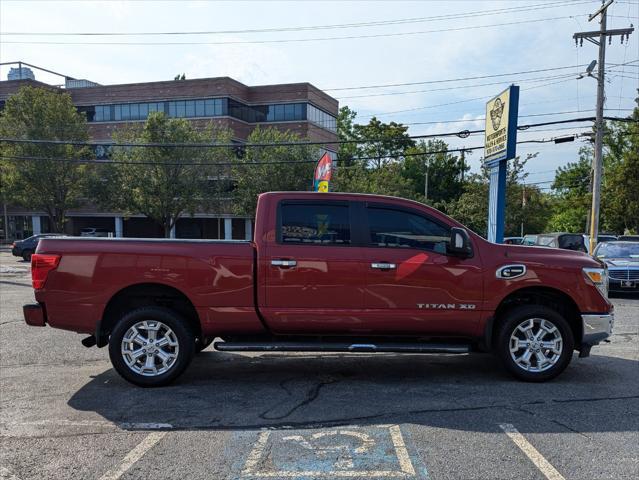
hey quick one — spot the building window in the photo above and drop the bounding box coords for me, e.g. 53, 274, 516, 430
185, 100, 195, 117
196, 100, 205, 117
86, 97, 334, 130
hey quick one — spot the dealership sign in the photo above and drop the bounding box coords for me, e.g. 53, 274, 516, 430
313, 152, 333, 192
484, 85, 519, 243
484, 85, 519, 162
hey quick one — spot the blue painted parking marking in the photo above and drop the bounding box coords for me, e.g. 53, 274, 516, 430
240, 424, 427, 478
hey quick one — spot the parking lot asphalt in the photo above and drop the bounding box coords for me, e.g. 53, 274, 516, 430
0, 249, 638, 480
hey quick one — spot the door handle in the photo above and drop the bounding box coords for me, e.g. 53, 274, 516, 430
271, 259, 297, 268
371, 262, 396, 270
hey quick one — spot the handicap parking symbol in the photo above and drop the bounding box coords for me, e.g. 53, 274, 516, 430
241, 424, 425, 478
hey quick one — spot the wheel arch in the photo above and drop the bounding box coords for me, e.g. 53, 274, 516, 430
97, 282, 201, 347
484, 286, 582, 351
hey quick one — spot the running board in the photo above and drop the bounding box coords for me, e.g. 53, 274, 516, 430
213, 341, 470, 354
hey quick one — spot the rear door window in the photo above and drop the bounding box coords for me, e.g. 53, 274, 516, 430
279, 203, 350, 245
366, 207, 450, 254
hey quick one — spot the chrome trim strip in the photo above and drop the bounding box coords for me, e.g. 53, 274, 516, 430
581, 313, 614, 346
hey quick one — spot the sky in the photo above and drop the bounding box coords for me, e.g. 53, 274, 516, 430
1, 0, 638, 187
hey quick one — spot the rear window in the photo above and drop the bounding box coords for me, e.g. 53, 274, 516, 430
280, 203, 350, 245
559, 235, 585, 249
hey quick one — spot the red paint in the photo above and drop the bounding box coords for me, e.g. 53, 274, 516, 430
27, 192, 612, 344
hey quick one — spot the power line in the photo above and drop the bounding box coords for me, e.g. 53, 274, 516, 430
325, 64, 594, 92
0, 1, 590, 37
1, 117, 635, 151
0, 137, 572, 167
0, 16, 582, 46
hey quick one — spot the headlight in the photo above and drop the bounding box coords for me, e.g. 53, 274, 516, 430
583, 267, 608, 297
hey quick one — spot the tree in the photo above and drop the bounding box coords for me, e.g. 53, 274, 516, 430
600, 103, 639, 234
546, 150, 591, 232
99, 112, 233, 237
336, 106, 358, 167
444, 154, 550, 237
231, 126, 319, 216
353, 117, 415, 169
401, 139, 470, 206
547, 102, 639, 234
0, 86, 93, 233
332, 160, 415, 198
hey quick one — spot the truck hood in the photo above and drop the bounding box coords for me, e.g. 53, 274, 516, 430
485, 242, 602, 269
601, 258, 639, 268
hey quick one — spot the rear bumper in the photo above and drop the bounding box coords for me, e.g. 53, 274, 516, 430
582, 313, 614, 346
23, 303, 46, 327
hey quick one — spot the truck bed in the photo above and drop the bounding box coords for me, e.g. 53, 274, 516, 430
35, 237, 262, 336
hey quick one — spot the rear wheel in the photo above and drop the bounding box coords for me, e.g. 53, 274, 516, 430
496, 305, 574, 382
22, 250, 33, 262
108, 306, 195, 387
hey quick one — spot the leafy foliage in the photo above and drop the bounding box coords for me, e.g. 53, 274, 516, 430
96, 112, 234, 237
0, 86, 92, 232
443, 154, 550, 237
231, 126, 319, 216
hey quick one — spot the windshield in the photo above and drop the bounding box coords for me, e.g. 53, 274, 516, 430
595, 243, 639, 259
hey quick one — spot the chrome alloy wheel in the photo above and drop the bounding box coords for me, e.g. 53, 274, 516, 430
509, 318, 563, 373
121, 320, 179, 377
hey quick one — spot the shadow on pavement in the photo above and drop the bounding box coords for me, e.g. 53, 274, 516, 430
68, 350, 639, 433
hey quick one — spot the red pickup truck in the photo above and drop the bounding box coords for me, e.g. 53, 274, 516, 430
24, 192, 613, 387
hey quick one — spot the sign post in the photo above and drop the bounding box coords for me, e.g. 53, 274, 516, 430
484, 85, 519, 243
313, 152, 333, 192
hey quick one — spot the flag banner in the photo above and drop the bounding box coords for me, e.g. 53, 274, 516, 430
313, 152, 333, 192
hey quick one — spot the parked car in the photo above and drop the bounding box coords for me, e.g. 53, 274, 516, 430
618, 235, 639, 242
535, 233, 587, 253
11, 234, 65, 261
593, 241, 639, 293
23, 192, 613, 386
503, 237, 524, 245
522, 234, 538, 246
80, 228, 110, 237
583, 234, 618, 253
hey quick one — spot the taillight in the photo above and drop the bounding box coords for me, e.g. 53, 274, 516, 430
31, 254, 61, 290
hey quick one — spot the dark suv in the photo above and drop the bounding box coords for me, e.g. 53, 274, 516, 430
11, 234, 65, 261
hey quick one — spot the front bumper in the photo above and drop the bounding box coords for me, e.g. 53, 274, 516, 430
608, 279, 639, 292
23, 303, 46, 327
582, 312, 614, 346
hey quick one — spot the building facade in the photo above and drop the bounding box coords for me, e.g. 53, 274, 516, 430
0, 68, 339, 241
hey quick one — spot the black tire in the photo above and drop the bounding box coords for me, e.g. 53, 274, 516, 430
108, 306, 195, 387
22, 250, 33, 262
496, 305, 574, 382
195, 337, 213, 353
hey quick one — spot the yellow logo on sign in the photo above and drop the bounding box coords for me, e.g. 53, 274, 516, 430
485, 88, 511, 161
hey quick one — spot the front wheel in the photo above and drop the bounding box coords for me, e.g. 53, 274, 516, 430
108, 306, 195, 387
496, 305, 574, 382
22, 250, 33, 262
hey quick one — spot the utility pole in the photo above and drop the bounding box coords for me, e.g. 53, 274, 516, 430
460, 147, 466, 183
424, 157, 429, 203
573, 0, 634, 254
521, 184, 526, 238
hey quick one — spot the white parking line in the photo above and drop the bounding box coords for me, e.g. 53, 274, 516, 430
98, 432, 167, 480
499, 424, 566, 480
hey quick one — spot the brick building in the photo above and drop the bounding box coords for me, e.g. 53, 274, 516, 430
0, 64, 338, 241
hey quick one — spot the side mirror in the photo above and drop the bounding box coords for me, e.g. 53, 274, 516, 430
448, 227, 472, 257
